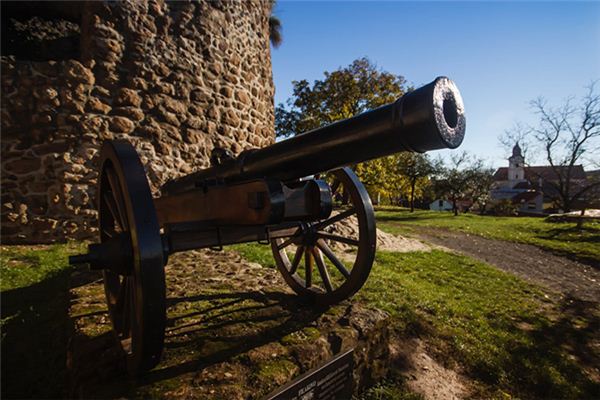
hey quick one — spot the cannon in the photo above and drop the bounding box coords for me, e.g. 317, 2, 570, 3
69, 77, 466, 374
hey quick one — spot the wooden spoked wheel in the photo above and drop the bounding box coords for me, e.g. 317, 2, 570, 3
271, 167, 376, 305
98, 140, 166, 375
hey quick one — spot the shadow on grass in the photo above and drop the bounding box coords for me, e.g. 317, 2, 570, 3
473, 296, 600, 398
0, 266, 99, 399
71, 289, 328, 397
540, 225, 600, 243
1, 271, 72, 399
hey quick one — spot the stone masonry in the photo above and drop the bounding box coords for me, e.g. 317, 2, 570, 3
1, 1, 275, 243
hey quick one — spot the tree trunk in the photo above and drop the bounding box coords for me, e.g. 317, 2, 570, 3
410, 179, 416, 212
577, 207, 586, 229
453, 198, 458, 216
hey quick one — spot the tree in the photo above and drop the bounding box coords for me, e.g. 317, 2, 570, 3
434, 152, 478, 216
275, 58, 408, 200
395, 153, 439, 212
468, 165, 496, 214
269, 15, 282, 48
275, 57, 406, 138
500, 82, 600, 212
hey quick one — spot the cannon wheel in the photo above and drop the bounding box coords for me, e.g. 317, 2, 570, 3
98, 140, 166, 375
271, 167, 376, 305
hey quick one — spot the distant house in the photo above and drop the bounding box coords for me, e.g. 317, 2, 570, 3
491, 143, 588, 213
430, 199, 452, 211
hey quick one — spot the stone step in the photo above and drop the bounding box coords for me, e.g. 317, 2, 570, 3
67, 249, 392, 399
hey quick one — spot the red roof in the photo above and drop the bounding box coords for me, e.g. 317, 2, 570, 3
494, 165, 586, 181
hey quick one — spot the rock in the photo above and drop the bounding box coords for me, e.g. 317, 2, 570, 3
109, 116, 135, 133
235, 90, 250, 105
223, 109, 240, 127
4, 158, 41, 174
86, 97, 112, 114
113, 107, 145, 122
64, 61, 95, 85
115, 88, 142, 107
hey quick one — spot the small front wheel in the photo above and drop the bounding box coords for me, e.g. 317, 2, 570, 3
271, 167, 376, 305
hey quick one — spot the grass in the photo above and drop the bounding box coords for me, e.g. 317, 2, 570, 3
376, 209, 600, 264
232, 241, 600, 397
1, 242, 85, 399
230, 243, 277, 268
2, 238, 598, 399
360, 249, 600, 399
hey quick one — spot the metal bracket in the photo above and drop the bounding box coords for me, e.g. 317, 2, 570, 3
209, 227, 223, 251
257, 227, 271, 245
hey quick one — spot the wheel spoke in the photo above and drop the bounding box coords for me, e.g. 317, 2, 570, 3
312, 247, 333, 292
304, 247, 313, 288
101, 227, 114, 239
277, 235, 297, 251
317, 232, 360, 247
106, 167, 129, 231
330, 179, 341, 196
120, 278, 131, 337
103, 191, 124, 231
290, 245, 304, 275
314, 208, 356, 230
317, 239, 351, 279
114, 276, 128, 312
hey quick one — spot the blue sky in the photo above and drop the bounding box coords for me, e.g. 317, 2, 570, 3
271, 1, 600, 168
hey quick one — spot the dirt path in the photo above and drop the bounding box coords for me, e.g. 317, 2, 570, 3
407, 227, 600, 303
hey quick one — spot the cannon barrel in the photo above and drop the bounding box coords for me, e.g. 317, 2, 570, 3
164, 76, 465, 194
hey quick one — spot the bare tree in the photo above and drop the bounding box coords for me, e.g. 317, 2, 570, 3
468, 165, 496, 214
434, 152, 478, 216
500, 82, 600, 212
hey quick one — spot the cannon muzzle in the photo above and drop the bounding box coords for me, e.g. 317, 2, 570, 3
164, 76, 465, 193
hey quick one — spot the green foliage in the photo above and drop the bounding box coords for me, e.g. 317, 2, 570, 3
376, 209, 600, 263
490, 199, 518, 216
269, 15, 282, 48
395, 153, 439, 211
361, 250, 600, 398
275, 57, 406, 138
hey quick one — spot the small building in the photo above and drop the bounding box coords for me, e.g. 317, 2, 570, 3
429, 199, 453, 211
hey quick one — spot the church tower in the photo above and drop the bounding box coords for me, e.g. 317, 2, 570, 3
508, 143, 525, 181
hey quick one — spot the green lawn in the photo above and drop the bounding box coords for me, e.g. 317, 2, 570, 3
361, 250, 599, 399
233, 242, 600, 398
376, 209, 600, 264
2, 241, 598, 399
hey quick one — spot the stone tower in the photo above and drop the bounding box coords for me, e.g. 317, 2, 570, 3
1, 1, 275, 243
508, 142, 525, 182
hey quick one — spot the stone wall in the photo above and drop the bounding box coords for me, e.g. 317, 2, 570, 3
1, 1, 275, 243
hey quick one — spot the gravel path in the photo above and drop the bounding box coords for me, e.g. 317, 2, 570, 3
409, 227, 600, 303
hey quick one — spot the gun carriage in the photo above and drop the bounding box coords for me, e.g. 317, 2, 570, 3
69, 77, 466, 374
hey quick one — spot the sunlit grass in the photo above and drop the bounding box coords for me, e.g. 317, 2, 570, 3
376, 209, 600, 263
360, 250, 599, 398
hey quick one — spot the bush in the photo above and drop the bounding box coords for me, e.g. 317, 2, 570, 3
489, 199, 518, 216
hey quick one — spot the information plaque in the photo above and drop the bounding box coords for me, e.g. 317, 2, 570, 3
263, 349, 354, 400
